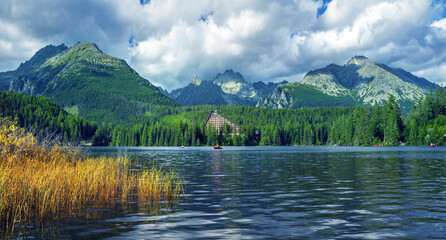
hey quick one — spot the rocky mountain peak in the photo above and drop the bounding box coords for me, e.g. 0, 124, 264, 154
213, 69, 246, 84
191, 76, 202, 86
347, 56, 371, 66
71, 41, 101, 53
43, 41, 127, 71
16, 44, 68, 76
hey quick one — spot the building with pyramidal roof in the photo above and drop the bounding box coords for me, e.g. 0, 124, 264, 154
205, 110, 240, 135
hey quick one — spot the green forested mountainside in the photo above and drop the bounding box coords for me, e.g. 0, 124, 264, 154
0, 91, 96, 142
1, 42, 444, 146
7, 42, 179, 124
2, 89, 444, 147
92, 86, 446, 147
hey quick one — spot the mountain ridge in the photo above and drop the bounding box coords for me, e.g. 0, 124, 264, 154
259, 56, 439, 110
0, 44, 68, 92
4, 41, 179, 124
169, 70, 287, 106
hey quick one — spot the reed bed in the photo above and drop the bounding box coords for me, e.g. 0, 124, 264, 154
0, 117, 183, 235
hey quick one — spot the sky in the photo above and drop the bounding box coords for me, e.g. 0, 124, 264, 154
1, 0, 446, 91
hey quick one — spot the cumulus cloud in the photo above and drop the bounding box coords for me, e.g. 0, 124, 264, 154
0, 0, 445, 90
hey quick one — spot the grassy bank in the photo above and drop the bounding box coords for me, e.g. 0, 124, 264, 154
0, 117, 183, 235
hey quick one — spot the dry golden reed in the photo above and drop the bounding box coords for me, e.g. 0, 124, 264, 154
0, 117, 183, 235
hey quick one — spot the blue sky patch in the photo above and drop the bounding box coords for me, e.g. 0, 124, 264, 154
431, 0, 446, 18
317, 0, 332, 18
290, 32, 298, 39
129, 36, 138, 48
140, 0, 150, 5
199, 11, 214, 22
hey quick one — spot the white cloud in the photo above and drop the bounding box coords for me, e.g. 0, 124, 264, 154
431, 18, 446, 30
0, 21, 45, 70
127, 0, 321, 89
0, 0, 446, 90
295, 0, 434, 66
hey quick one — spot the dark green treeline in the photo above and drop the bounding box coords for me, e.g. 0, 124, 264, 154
93, 87, 445, 146
0, 91, 97, 142
2, 87, 445, 147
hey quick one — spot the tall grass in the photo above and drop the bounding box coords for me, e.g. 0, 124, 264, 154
0, 117, 183, 235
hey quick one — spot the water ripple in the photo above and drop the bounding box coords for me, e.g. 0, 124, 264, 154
58, 146, 446, 239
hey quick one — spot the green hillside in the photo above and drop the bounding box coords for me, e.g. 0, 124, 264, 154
9, 42, 179, 124
282, 83, 356, 108
257, 83, 356, 108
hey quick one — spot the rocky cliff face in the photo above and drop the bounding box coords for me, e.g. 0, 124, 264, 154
256, 87, 293, 109
213, 69, 259, 100
252, 80, 288, 97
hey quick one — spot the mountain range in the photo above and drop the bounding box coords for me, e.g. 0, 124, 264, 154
257, 56, 437, 110
0, 42, 441, 125
164, 69, 287, 106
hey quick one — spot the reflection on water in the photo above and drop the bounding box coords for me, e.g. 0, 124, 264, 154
41, 146, 446, 239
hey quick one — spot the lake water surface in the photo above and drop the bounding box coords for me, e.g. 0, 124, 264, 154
48, 146, 446, 239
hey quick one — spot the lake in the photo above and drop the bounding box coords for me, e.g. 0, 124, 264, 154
36, 146, 446, 239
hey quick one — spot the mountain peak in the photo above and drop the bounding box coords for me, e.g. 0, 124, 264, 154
15, 44, 68, 75
8, 41, 179, 124
347, 56, 371, 66
71, 41, 102, 53
191, 76, 202, 86
43, 41, 124, 70
214, 69, 245, 83
224, 69, 236, 75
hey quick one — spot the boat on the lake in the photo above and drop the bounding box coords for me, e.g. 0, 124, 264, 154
214, 145, 222, 149
429, 143, 437, 147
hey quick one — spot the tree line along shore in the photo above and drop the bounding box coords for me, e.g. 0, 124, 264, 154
1, 87, 445, 147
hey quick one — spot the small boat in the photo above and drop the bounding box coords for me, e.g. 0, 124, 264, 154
214, 145, 222, 149
181, 145, 185, 148
429, 143, 437, 147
